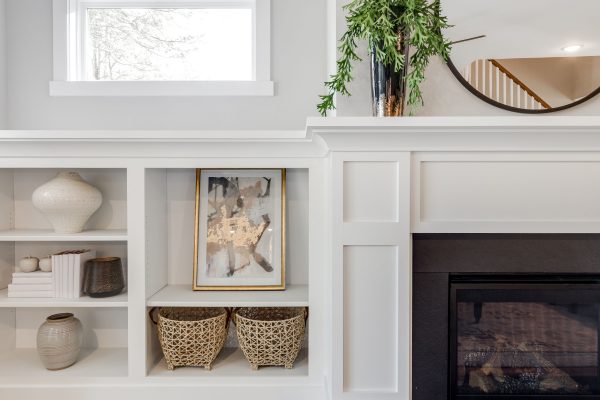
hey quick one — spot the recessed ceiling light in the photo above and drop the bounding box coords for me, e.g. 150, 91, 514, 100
562, 44, 583, 53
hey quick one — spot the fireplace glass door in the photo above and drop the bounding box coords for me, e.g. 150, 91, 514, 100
450, 276, 600, 399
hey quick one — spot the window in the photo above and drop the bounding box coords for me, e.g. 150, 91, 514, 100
51, 0, 273, 96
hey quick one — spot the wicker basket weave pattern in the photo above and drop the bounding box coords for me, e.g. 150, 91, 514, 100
234, 307, 307, 370
153, 307, 228, 371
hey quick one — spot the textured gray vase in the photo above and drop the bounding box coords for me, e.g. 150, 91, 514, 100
37, 313, 83, 370
32, 171, 103, 234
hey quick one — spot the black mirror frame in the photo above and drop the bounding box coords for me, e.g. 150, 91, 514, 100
445, 55, 600, 114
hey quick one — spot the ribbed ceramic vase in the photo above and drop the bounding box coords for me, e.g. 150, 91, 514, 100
36, 313, 83, 370
32, 172, 103, 234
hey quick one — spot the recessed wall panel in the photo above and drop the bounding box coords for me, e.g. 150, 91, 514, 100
343, 162, 398, 222
343, 245, 397, 392
421, 161, 600, 222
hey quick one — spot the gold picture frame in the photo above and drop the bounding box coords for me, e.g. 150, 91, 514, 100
193, 168, 286, 291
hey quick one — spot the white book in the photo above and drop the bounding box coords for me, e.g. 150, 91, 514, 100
52, 254, 61, 298
68, 253, 75, 299
12, 271, 52, 278
75, 250, 96, 298
12, 276, 53, 284
61, 254, 68, 299
7, 290, 55, 298
8, 283, 53, 291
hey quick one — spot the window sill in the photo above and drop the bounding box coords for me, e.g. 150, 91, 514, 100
49, 80, 275, 97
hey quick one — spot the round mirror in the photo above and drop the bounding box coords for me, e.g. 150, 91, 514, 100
442, 0, 600, 112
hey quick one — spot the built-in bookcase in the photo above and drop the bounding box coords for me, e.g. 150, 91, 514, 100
144, 168, 310, 378
0, 168, 129, 384
0, 163, 323, 387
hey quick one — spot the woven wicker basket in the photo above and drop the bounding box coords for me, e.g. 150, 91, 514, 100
150, 307, 228, 370
233, 307, 307, 370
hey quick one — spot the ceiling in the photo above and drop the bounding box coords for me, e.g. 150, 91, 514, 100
442, 0, 600, 69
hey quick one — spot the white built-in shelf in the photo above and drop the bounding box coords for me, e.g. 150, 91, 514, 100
148, 347, 308, 379
0, 289, 128, 307
0, 229, 128, 242
0, 348, 128, 383
147, 284, 308, 307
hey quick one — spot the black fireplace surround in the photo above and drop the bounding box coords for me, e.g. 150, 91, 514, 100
413, 234, 600, 400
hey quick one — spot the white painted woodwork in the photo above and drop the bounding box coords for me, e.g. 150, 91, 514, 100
0, 348, 129, 382
148, 348, 308, 379
0, 289, 127, 308
343, 245, 398, 393
2, 117, 600, 399
420, 160, 600, 221
0, 229, 127, 241
147, 284, 308, 307
343, 162, 399, 222
332, 152, 411, 400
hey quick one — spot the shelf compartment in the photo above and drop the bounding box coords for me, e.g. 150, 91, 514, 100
147, 284, 308, 307
0, 229, 128, 242
0, 289, 128, 307
148, 347, 308, 378
0, 347, 128, 381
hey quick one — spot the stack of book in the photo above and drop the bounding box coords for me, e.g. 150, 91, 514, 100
8, 271, 54, 298
53, 249, 96, 299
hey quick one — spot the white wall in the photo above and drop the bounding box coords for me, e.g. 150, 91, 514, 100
5, 0, 327, 130
0, 0, 6, 128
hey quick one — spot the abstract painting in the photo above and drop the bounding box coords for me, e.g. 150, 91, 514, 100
193, 169, 285, 290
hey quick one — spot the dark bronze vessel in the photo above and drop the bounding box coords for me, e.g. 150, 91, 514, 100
83, 257, 125, 298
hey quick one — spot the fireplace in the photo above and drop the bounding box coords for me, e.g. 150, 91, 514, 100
412, 234, 600, 400
450, 275, 600, 399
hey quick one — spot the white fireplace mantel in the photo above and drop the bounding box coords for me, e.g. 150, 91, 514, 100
1, 117, 600, 400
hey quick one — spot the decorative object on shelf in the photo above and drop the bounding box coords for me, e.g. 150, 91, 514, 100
83, 256, 124, 298
8, 271, 54, 298
39, 256, 52, 272
54, 249, 97, 299
32, 171, 103, 234
150, 307, 229, 370
317, 0, 451, 116
193, 169, 286, 291
233, 307, 307, 370
18, 256, 39, 273
36, 313, 83, 370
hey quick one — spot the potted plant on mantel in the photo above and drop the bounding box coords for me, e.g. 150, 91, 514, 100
318, 0, 451, 117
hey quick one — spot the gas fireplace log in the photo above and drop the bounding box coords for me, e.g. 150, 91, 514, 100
516, 343, 580, 393
469, 369, 499, 393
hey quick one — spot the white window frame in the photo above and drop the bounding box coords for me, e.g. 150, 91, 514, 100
50, 0, 273, 96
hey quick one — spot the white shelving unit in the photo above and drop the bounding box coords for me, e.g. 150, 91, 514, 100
0, 147, 327, 400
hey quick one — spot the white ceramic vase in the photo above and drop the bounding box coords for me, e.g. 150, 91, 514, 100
32, 172, 103, 234
36, 313, 83, 370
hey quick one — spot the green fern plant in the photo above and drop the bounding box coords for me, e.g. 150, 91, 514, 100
318, 0, 451, 116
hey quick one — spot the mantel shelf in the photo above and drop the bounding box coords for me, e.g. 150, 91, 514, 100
0, 289, 128, 307
0, 229, 128, 242
147, 284, 308, 307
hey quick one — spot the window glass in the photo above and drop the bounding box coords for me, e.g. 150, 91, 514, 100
85, 8, 253, 81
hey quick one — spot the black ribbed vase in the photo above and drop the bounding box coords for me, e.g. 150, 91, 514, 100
371, 28, 410, 116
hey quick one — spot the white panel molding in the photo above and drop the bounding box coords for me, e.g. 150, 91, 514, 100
412, 152, 600, 233
332, 152, 411, 400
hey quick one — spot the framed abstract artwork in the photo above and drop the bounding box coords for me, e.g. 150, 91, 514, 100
193, 169, 286, 291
